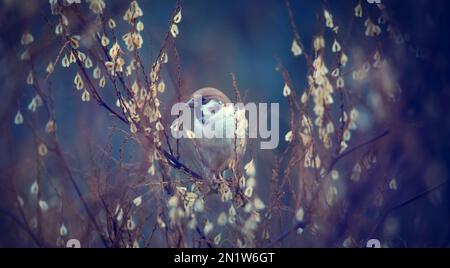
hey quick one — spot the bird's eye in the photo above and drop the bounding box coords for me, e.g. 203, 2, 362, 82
201, 96, 208, 105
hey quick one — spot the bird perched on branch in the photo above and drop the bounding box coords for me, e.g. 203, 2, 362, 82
170, 87, 247, 183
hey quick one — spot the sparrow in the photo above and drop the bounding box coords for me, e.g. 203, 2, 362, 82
170, 87, 247, 182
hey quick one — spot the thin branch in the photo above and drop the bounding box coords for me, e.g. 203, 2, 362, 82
0, 208, 43, 247
368, 179, 449, 240
327, 129, 390, 173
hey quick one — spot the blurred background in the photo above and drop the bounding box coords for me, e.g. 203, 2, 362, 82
0, 0, 449, 247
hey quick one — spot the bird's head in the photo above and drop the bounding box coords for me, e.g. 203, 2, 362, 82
186, 87, 231, 107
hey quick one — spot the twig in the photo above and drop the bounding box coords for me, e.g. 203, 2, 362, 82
327, 129, 390, 173
368, 179, 449, 239
0, 208, 43, 247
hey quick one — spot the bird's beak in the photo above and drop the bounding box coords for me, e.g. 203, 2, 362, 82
186, 98, 195, 108
187, 95, 207, 108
